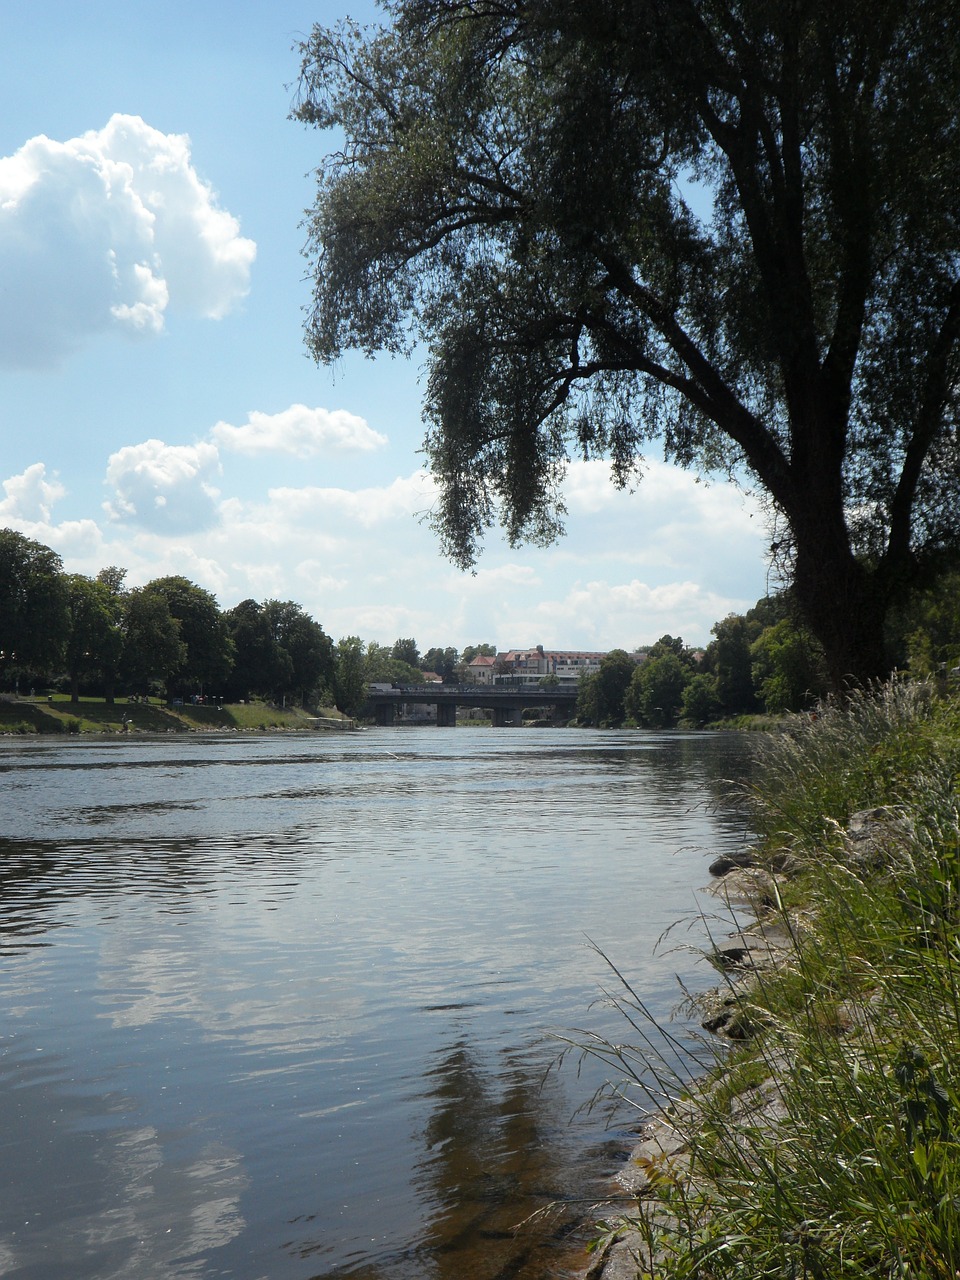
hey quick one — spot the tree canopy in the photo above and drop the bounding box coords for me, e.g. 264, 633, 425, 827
144, 577, 234, 697
64, 574, 124, 703
576, 648, 636, 725
0, 530, 69, 672
295, 0, 960, 686
120, 588, 186, 692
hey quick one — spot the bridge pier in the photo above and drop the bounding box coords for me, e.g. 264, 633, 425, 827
364, 684, 576, 725
492, 704, 523, 727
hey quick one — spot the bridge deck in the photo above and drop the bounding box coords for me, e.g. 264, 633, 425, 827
368, 684, 577, 707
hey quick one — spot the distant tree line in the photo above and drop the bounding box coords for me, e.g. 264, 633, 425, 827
576, 577, 960, 728
4, 527, 958, 723
0, 529, 335, 709
0, 529, 500, 717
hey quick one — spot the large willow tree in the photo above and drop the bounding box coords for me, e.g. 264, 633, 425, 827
294, 0, 960, 685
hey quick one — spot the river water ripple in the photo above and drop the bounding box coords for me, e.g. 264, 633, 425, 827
0, 727, 753, 1280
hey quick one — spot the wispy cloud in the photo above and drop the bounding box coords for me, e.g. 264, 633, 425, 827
211, 405, 387, 457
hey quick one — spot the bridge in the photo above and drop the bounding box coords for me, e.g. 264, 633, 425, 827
365, 683, 579, 727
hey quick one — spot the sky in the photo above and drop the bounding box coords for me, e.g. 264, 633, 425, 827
0, 1, 773, 654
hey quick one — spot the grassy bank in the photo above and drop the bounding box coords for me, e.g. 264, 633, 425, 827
594, 680, 960, 1280
0, 696, 353, 735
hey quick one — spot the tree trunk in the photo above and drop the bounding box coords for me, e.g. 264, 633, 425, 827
792, 526, 889, 689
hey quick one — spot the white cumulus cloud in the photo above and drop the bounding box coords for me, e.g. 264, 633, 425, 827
0, 113, 255, 368
211, 404, 387, 457
103, 439, 222, 534
0, 462, 66, 522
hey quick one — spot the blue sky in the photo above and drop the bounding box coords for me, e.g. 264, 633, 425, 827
0, 1, 772, 652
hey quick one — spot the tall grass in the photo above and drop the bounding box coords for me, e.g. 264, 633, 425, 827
596, 681, 960, 1280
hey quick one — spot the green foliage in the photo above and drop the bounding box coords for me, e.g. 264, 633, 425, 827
363, 641, 423, 687
626, 652, 690, 727
460, 643, 496, 667
890, 566, 960, 676
0, 702, 63, 734
294, 1, 960, 687
646, 635, 693, 664
708, 612, 765, 716
680, 672, 720, 725
0, 528, 70, 674
224, 598, 335, 707
390, 637, 420, 670
750, 617, 828, 713
422, 645, 460, 683
225, 599, 288, 702
576, 648, 636, 726
119, 588, 186, 692
264, 599, 334, 706
143, 576, 233, 697
96, 565, 126, 595
64, 574, 124, 701
333, 635, 367, 717
747, 680, 946, 845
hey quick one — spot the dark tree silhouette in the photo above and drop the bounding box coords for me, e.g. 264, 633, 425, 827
295, 0, 960, 686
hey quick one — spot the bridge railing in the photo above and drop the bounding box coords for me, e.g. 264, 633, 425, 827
369, 683, 577, 701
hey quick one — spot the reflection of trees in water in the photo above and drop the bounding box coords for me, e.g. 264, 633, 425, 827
301, 1039, 591, 1280
637, 734, 757, 838
554, 734, 756, 851
414, 1040, 587, 1280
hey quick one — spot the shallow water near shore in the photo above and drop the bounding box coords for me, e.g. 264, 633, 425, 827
0, 727, 752, 1279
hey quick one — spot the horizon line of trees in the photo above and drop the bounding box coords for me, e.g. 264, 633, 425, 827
0, 528, 503, 717
576, 573, 960, 727
3, 528, 959, 723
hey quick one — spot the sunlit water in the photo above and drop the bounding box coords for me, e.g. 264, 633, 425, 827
0, 727, 754, 1280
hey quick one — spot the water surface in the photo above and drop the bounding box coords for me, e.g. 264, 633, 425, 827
0, 728, 753, 1279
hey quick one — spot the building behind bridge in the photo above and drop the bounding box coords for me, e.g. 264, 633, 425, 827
466, 645, 623, 688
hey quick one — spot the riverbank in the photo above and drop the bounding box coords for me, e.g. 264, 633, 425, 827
0, 695, 356, 735
586, 680, 960, 1280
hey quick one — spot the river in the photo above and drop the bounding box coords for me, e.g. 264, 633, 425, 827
0, 727, 753, 1280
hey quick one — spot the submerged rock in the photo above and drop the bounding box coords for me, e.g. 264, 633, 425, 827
708, 850, 755, 876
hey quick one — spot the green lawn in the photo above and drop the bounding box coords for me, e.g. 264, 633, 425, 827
0, 696, 351, 735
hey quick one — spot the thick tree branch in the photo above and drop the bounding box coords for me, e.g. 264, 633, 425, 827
887, 277, 960, 565
596, 250, 793, 497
